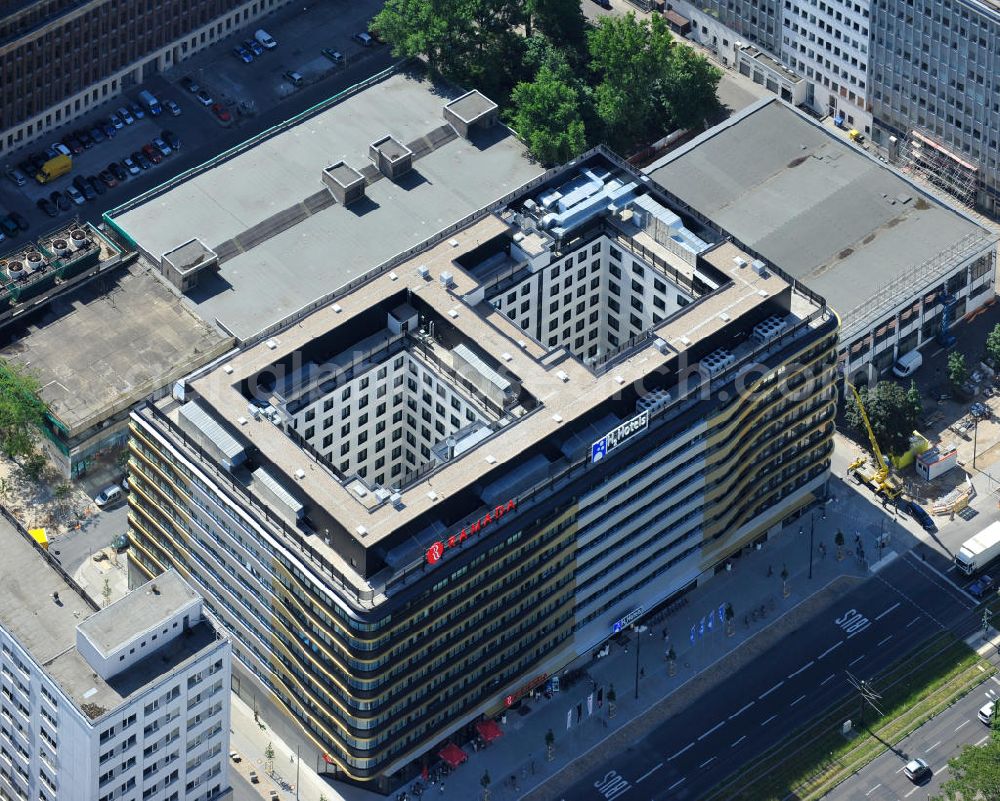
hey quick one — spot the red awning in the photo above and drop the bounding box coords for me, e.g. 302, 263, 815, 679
438, 742, 467, 769
475, 718, 503, 743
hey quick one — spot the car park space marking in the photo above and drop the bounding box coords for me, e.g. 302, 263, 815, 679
699, 756, 716, 769
926, 740, 942, 752
877, 634, 893, 647
849, 655, 866, 667
730, 735, 746, 748
668, 743, 694, 761
955, 720, 969, 732
697, 721, 726, 741
790, 694, 807, 707
818, 641, 843, 659
729, 701, 754, 719
904, 785, 919, 797
761, 715, 777, 726
991, 676, 1000, 686
875, 602, 901, 621
667, 777, 686, 791
788, 660, 814, 678
906, 616, 921, 628
976, 735, 989, 746
759, 681, 784, 699
635, 763, 662, 784
865, 783, 881, 795
821, 673, 836, 685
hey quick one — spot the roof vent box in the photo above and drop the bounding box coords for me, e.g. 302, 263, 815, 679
369, 135, 413, 179
443, 90, 500, 138
322, 161, 366, 206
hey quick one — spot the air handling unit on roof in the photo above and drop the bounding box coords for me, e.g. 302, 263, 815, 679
369, 135, 413, 179
702, 348, 736, 377
177, 401, 246, 471
752, 315, 787, 344
322, 161, 366, 206
443, 90, 500, 138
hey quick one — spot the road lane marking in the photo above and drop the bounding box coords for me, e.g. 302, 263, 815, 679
821, 673, 836, 685
668, 743, 694, 761
790, 695, 807, 707
926, 740, 942, 752
761, 715, 777, 726
668, 778, 686, 791
847, 621, 872, 638
788, 660, 815, 678
849, 655, 866, 667
865, 783, 882, 796
877, 634, 893, 647
729, 701, 754, 719
698, 721, 726, 741
906, 616, 921, 628
956, 720, 969, 732
904, 786, 919, 797
875, 602, 901, 621
991, 676, 1000, 687
759, 681, 784, 699
635, 763, 663, 784
731, 735, 746, 748
976, 736, 989, 746
818, 642, 843, 660
699, 756, 716, 769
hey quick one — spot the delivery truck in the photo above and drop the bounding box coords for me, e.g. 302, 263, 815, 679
35, 154, 71, 184
138, 89, 162, 116
955, 521, 1000, 575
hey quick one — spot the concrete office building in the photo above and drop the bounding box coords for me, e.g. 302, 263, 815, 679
868, 0, 1000, 215
126, 147, 838, 792
647, 99, 998, 386
0, 0, 292, 157
0, 517, 231, 801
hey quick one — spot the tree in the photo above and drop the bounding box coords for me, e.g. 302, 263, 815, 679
527, 0, 587, 49
948, 351, 969, 388
662, 44, 722, 129
0, 360, 47, 462
834, 529, 845, 561
930, 734, 1000, 800
509, 66, 588, 165
906, 380, 923, 421
843, 382, 920, 455
987, 322, 1000, 366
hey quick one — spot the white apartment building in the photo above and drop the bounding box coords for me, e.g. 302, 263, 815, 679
0, 525, 231, 801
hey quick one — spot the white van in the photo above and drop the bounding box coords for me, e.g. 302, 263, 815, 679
892, 350, 923, 379
95, 485, 124, 508
254, 29, 277, 49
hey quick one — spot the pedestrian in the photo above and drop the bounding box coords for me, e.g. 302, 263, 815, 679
640, 667, 645, 678
531, 759, 536, 775
439, 783, 444, 796
662, 628, 667, 640
767, 564, 773, 577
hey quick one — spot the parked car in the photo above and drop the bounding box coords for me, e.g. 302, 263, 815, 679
36, 198, 57, 217
322, 48, 344, 65
164, 99, 182, 117
98, 169, 117, 188
196, 89, 214, 106
76, 129, 94, 148
102, 121, 117, 138
142, 143, 163, 165
245, 38, 264, 56
7, 212, 28, 231
110, 113, 125, 130
353, 32, 373, 46
133, 151, 151, 170
978, 700, 996, 725
117, 106, 135, 125
89, 126, 106, 144
50, 142, 72, 157
4, 165, 28, 186
181, 76, 200, 93
64, 135, 84, 155
968, 574, 995, 600
211, 103, 231, 122
95, 485, 124, 508
903, 758, 930, 783
50, 190, 70, 211
121, 156, 140, 176
29, 152, 48, 171
905, 500, 935, 532
161, 129, 181, 150
233, 46, 253, 63
0, 216, 19, 237
65, 185, 86, 205
152, 137, 172, 157
129, 102, 145, 120
283, 70, 304, 87
248, 770, 259, 784
87, 175, 106, 195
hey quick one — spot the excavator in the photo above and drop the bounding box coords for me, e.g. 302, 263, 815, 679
846, 382, 903, 500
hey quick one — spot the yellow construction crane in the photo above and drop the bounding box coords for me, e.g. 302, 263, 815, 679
846, 382, 903, 499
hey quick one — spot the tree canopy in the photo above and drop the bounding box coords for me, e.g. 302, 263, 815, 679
844, 381, 921, 455
931, 729, 1000, 800
509, 66, 588, 165
947, 350, 969, 387
987, 322, 1000, 366
0, 361, 46, 461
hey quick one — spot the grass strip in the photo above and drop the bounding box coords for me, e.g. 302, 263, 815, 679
702, 632, 993, 801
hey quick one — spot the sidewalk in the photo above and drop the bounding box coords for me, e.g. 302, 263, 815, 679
227, 475, 898, 801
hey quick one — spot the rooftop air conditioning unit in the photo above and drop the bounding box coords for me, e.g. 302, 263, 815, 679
439, 271, 454, 288
417, 265, 430, 280
751, 259, 767, 276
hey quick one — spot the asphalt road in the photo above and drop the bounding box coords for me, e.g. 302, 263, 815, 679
561, 554, 977, 801
823, 676, 1000, 801
48, 501, 128, 575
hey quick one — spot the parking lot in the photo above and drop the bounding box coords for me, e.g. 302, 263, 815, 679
0, 0, 389, 240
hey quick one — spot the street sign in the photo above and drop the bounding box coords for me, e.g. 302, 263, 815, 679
612, 606, 644, 633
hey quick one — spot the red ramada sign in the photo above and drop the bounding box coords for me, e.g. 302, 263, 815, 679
425, 499, 517, 565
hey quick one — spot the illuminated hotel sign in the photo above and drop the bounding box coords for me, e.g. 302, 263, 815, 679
425, 499, 517, 565
591, 410, 649, 463
504, 673, 549, 707
612, 606, 644, 633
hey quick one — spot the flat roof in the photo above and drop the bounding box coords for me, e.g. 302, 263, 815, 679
77, 570, 200, 657
0, 262, 232, 437
0, 518, 220, 721
112, 69, 542, 342
647, 99, 996, 334
445, 90, 499, 123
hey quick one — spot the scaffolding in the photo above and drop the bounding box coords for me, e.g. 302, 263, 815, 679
895, 129, 980, 210
840, 231, 997, 344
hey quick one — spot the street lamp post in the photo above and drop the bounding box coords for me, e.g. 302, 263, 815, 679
633, 625, 641, 700
974, 416, 980, 469
808, 511, 815, 580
